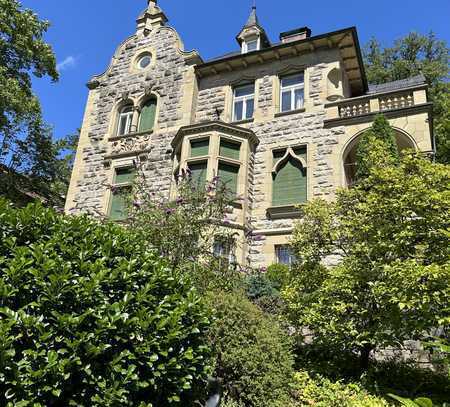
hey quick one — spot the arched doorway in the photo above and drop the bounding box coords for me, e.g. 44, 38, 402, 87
343, 129, 416, 186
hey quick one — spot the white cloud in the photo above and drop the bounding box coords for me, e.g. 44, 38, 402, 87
57, 56, 77, 72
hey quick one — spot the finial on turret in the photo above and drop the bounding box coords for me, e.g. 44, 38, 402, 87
137, 0, 168, 34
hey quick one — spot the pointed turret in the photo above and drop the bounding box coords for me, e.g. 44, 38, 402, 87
136, 0, 168, 35
236, 6, 270, 53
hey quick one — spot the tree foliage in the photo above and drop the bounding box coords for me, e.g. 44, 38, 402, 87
285, 151, 450, 370
0, 0, 74, 205
0, 0, 58, 165
364, 32, 450, 163
0, 200, 212, 406
355, 114, 400, 180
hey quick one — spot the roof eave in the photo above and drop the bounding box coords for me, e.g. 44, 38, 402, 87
197, 26, 368, 96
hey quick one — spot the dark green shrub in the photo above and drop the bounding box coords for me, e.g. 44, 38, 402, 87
245, 272, 279, 299
0, 200, 211, 406
266, 263, 290, 289
206, 291, 295, 407
245, 270, 284, 315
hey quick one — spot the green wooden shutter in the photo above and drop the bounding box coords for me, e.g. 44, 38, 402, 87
189, 162, 207, 187
114, 167, 136, 184
190, 139, 209, 157
109, 190, 129, 221
218, 162, 239, 195
272, 157, 307, 206
220, 140, 241, 160
139, 98, 157, 132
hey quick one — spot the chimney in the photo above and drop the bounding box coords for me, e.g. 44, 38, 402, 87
280, 27, 312, 43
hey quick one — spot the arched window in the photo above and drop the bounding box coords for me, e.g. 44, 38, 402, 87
117, 105, 133, 136
272, 147, 307, 206
139, 97, 157, 132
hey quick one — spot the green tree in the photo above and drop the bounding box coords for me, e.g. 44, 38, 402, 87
0, 0, 62, 199
284, 152, 450, 371
364, 32, 450, 163
355, 114, 400, 180
0, 200, 212, 406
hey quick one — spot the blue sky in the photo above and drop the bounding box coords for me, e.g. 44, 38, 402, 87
22, 0, 450, 141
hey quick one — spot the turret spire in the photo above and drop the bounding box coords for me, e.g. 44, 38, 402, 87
236, 4, 270, 52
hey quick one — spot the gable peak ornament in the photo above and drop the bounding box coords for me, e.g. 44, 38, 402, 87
137, 0, 168, 34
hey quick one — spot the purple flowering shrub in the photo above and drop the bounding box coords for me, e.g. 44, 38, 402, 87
124, 165, 241, 269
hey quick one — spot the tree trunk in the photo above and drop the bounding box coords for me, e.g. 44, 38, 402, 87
360, 344, 373, 372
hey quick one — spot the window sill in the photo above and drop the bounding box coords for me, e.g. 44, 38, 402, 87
274, 108, 306, 118
266, 204, 304, 220
231, 118, 254, 125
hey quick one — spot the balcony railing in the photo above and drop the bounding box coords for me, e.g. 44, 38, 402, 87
325, 88, 427, 121
379, 92, 414, 111
339, 101, 370, 118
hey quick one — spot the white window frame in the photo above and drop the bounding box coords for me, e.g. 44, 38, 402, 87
232, 84, 255, 122
275, 245, 296, 266
213, 238, 236, 264
280, 73, 305, 112
117, 106, 134, 136
242, 38, 260, 54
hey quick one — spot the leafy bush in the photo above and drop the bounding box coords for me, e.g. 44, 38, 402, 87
206, 291, 295, 407
0, 200, 212, 406
266, 263, 290, 289
292, 371, 391, 406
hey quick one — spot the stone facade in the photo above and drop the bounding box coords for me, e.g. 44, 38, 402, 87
66, 1, 434, 268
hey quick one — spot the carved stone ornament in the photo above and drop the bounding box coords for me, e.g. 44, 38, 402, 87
120, 91, 130, 101
144, 86, 153, 96
110, 134, 151, 156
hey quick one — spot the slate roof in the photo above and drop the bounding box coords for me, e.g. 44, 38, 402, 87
244, 6, 259, 28
367, 74, 427, 94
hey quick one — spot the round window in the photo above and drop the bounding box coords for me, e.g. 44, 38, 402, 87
138, 55, 152, 69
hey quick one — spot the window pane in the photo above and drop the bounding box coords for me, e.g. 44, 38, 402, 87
139, 98, 157, 132
245, 98, 254, 119
190, 139, 209, 157
189, 162, 207, 188
220, 140, 241, 160
118, 116, 128, 136
218, 162, 239, 195
294, 88, 304, 110
276, 245, 296, 265
234, 84, 255, 98
272, 157, 307, 206
109, 189, 130, 221
246, 40, 258, 52
234, 100, 244, 121
281, 91, 292, 112
281, 74, 304, 88
114, 167, 136, 184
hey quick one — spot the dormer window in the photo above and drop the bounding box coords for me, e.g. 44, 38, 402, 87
243, 38, 259, 54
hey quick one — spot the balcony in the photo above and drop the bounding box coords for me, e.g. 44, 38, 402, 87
324, 87, 430, 126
